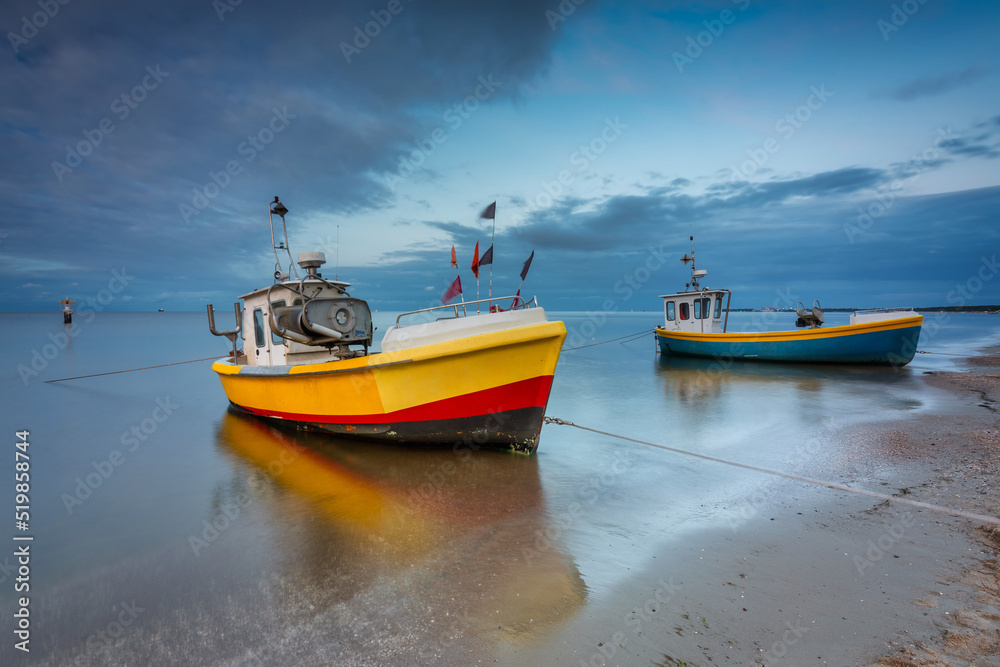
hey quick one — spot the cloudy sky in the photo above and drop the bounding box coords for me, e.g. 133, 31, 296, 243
2, 0, 998, 312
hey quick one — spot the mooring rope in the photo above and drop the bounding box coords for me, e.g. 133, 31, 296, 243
44, 356, 226, 383
563, 329, 651, 352
542, 416, 1000, 527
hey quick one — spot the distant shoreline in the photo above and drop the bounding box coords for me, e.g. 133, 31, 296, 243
1, 306, 998, 315
731, 305, 1000, 313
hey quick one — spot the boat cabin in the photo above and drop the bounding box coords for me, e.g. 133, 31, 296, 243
658, 239, 731, 334
658, 288, 730, 334
209, 251, 374, 367
240, 283, 373, 367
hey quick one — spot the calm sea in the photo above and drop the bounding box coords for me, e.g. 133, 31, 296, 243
0, 309, 996, 664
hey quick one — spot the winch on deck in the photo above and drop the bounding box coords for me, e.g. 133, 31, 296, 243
268, 255, 373, 349
794, 300, 824, 328
207, 197, 374, 366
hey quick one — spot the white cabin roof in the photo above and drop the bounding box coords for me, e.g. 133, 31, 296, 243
658, 288, 727, 299
239, 278, 351, 300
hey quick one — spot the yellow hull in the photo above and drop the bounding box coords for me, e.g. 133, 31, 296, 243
212, 321, 567, 452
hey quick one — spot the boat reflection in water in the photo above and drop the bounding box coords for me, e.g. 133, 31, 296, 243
654, 353, 922, 437
655, 354, 830, 404
213, 410, 586, 651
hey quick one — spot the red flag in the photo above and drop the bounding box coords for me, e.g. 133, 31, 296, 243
471, 241, 480, 279
479, 244, 493, 267
450, 245, 457, 268
519, 250, 534, 281
480, 202, 496, 219
442, 275, 462, 304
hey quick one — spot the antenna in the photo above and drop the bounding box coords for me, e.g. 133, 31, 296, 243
269, 196, 298, 281
680, 235, 705, 290
336, 225, 340, 281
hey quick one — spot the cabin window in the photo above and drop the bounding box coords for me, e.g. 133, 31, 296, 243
666, 301, 675, 321
253, 308, 265, 348
693, 298, 710, 319
679, 302, 690, 320
714, 295, 723, 319
270, 300, 286, 345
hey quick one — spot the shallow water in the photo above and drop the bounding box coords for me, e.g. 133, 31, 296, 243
0, 310, 996, 664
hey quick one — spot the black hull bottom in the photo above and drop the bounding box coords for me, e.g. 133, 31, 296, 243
228, 403, 546, 455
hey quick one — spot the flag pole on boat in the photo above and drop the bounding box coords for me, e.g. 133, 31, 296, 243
471, 241, 481, 313
514, 249, 534, 309
480, 201, 496, 306
449, 245, 467, 316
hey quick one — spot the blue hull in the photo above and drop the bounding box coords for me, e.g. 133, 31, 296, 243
655, 323, 922, 366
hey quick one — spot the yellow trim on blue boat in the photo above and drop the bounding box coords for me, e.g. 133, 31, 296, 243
654, 315, 922, 342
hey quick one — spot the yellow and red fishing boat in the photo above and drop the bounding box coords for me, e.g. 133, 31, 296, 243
207, 197, 565, 453
654, 238, 923, 366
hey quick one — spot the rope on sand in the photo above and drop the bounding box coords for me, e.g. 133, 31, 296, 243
542, 416, 1000, 527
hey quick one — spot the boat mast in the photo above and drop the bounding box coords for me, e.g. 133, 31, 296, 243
488, 206, 496, 301
269, 196, 298, 281
680, 236, 700, 290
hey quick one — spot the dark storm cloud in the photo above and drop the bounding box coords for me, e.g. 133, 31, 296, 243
368, 109, 1000, 309
0, 0, 575, 308
401, 141, 998, 309
880, 67, 991, 101
921, 118, 1000, 163
938, 137, 1000, 160
720, 167, 887, 208
984, 115, 1000, 128
507, 167, 888, 253
354, 183, 1000, 311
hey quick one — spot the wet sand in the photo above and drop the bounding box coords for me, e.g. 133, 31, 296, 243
6, 321, 999, 666
502, 350, 1000, 666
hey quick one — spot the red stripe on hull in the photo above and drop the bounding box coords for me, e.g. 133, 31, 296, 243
239, 375, 554, 425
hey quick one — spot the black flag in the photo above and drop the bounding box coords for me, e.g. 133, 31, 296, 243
479, 245, 493, 266
479, 202, 496, 219
520, 250, 534, 281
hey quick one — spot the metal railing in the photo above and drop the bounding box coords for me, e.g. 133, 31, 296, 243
395, 295, 535, 327
853, 307, 915, 315
206, 302, 243, 358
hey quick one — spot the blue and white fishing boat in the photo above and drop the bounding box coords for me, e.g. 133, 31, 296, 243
654, 239, 923, 366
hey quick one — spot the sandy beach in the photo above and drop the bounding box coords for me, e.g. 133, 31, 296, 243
500, 348, 1000, 666
5, 320, 998, 667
